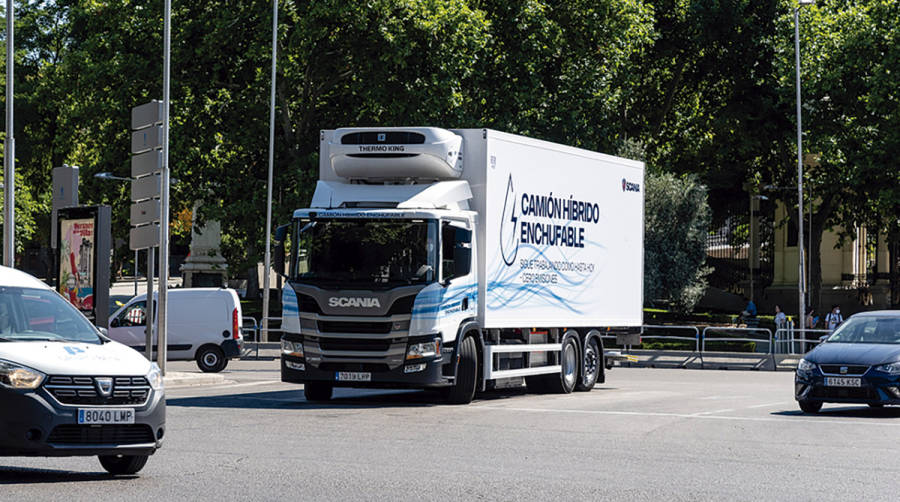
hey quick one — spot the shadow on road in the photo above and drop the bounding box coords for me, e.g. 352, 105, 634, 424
772, 406, 900, 419
167, 385, 551, 410
0, 466, 128, 484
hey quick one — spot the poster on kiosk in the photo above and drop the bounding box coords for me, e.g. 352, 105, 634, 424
56, 206, 112, 327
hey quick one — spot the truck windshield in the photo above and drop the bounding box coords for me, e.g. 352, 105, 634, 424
292, 218, 438, 288
0, 287, 101, 344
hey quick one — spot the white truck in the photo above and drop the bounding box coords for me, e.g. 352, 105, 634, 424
277, 127, 644, 404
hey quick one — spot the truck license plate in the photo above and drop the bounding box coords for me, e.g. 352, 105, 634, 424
335, 372, 371, 382
824, 377, 861, 387
78, 408, 135, 425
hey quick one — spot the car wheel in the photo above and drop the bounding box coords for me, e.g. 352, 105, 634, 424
798, 399, 822, 414
196, 345, 226, 373
575, 337, 601, 392
445, 336, 478, 405
98, 454, 149, 475
304, 381, 334, 402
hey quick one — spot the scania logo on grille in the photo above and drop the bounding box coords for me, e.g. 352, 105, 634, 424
95, 377, 114, 397
840, 366, 848, 374
328, 297, 381, 308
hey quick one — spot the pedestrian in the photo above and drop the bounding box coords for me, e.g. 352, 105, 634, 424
805, 306, 818, 330
774, 305, 787, 331
824, 304, 843, 332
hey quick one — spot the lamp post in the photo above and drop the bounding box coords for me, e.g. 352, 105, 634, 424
262, 0, 279, 343
4, 0, 14, 268
794, 0, 815, 335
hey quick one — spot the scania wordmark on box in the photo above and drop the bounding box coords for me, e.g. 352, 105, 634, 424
276, 127, 643, 403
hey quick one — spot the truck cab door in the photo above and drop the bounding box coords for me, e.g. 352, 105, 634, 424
439, 220, 476, 315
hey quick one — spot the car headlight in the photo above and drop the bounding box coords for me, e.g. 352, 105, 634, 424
146, 363, 164, 390
875, 362, 900, 375
406, 338, 440, 361
282, 339, 304, 358
797, 359, 817, 372
0, 359, 45, 390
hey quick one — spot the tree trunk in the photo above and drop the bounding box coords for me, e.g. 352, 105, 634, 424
890, 228, 900, 308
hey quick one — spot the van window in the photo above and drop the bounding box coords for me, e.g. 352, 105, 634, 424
117, 301, 147, 327
0, 287, 100, 343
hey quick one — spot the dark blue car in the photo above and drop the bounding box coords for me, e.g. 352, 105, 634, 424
795, 311, 900, 413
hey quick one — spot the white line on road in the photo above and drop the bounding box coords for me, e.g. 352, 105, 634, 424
746, 401, 790, 409
476, 406, 900, 427
690, 408, 735, 416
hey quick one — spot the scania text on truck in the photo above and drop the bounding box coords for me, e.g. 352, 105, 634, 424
275, 127, 644, 404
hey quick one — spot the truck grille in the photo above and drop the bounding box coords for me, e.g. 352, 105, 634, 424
318, 321, 393, 334
47, 425, 155, 445
819, 365, 869, 375
44, 376, 151, 406
319, 338, 392, 351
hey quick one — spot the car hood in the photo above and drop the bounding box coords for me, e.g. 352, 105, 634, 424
0, 340, 152, 376
807, 342, 900, 366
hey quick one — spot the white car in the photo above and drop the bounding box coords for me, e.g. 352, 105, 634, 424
108, 288, 244, 372
0, 266, 165, 475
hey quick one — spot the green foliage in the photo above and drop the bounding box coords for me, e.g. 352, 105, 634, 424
643, 171, 711, 312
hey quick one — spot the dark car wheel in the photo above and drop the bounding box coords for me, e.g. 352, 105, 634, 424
99, 454, 149, 475
798, 399, 822, 414
196, 345, 227, 373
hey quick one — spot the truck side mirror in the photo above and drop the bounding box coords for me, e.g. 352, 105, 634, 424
272, 223, 290, 277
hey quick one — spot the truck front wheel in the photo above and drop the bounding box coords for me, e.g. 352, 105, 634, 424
304, 382, 334, 402
445, 336, 478, 404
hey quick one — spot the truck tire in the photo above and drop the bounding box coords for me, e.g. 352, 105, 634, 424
304, 382, 334, 402
98, 454, 149, 475
575, 337, 601, 392
545, 336, 578, 394
196, 345, 227, 373
446, 336, 478, 404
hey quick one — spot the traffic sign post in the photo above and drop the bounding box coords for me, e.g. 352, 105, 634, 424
130, 100, 164, 363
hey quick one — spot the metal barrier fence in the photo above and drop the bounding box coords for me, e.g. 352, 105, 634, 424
241, 316, 282, 358
774, 328, 832, 355
701, 326, 773, 354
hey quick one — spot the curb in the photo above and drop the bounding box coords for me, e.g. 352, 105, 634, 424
163, 371, 228, 388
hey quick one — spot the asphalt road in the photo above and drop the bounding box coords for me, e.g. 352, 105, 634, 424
2, 361, 899, 501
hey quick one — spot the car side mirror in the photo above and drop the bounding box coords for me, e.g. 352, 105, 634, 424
272, 223, 290, 277
454, 245, 471, 277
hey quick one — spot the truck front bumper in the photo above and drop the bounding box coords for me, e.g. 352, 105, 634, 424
0, 386, 165, 457
281, 355, 453, 389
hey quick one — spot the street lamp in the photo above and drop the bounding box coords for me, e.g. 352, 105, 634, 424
794, 0, 814, 337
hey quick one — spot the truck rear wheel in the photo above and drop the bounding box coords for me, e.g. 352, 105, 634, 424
545, 336, 578, 394
446, 336, 478, 404
575, 337, 600, 392
304, 382, 334, 402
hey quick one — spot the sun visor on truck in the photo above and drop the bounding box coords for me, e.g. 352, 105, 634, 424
327, 127, 463, 181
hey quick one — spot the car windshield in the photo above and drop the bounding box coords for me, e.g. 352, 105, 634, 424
0, 287, 101, 344
291, 218, 438, 289
825, 316, 900, 345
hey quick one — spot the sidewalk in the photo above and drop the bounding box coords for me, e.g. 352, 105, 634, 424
163, 371, 228, 388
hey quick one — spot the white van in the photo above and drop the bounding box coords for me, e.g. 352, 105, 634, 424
108, 288, 243, 373
0, 266, 165, 475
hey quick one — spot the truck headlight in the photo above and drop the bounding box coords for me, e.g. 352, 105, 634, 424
0, 359, 45, 390
282, 339, 304, 358
797, 359, 817, 372
146, 363, 164, 390
406, 338, 440, 361
875, 362, 900, 375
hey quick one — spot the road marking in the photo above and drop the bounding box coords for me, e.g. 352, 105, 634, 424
475, 406, 900, 427
746, 401, 790, 409
690, 408, 735, 416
